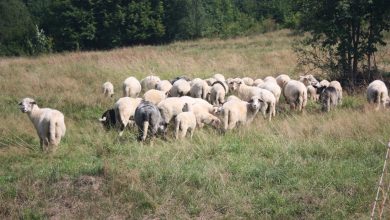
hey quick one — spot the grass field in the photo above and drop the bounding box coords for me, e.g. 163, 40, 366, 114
1, 29, 390, 219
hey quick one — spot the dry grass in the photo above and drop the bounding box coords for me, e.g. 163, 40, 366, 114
1, 29, 390, 219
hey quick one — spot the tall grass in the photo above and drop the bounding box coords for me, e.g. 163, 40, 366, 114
1, 29, 390, 219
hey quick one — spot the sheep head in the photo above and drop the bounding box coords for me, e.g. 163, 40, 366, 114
18, 97, 36, 113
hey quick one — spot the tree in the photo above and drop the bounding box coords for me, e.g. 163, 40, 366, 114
0, 0, 35, 56
296, 0, 390, 86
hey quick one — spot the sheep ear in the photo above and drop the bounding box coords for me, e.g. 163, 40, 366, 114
258, 98, 264, 103
30, 101, 36, 105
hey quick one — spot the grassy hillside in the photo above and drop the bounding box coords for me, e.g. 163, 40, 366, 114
1, 30, 390, 219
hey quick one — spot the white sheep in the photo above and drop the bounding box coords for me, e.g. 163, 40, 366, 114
242, 77, 254, 86
329, 80, 343, 104
299, 74, 320, 87
102, 81, 114, 97
18, 98, 66, 152
175, 106, 197, 139
253, 78, 264, 87
275, 74, 291, 88
169, 79, 191, 97
319, 80, 330, 87
180, 96, 215, 113
367, 80, 389, 110
210, 81, 228, 105
141, 75, 161, 92
264, 76, 277, 84
307, 85, 318, 101
205, 78, 217, 86
283, 80, 308, 111
255, 88, 276, 121
143, 89, 167, 105
226, 95, 241, 102
123, 77, 141, 97
156, 80, 173, 93
158, 97, 189, 124
220, 96, 261, 130
190, 79, 211, 100
213, 73, 226, 82
114, 97, 142, 136
258, 81, 281, 103
189, 103, 220, 128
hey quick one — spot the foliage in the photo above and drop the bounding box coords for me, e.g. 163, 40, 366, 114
0, 0, 35, 56
295, 0, 390, 86
2, 0, 297, 55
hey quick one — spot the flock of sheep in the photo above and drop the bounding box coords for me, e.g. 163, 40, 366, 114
18, 73, 389, 152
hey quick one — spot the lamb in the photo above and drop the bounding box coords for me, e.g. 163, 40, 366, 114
114, 97, 142, 136
319, 80, 330, 87
99, 108, 116, 130
141, 75, 161, 92
102, 82, 114, 97
190, 79, 211, 100
210, 81, 228, 105
253, 79, 264, 87
143, 89, 167, 105
242, 77, 254, 86
180, 96, 213, 108
329, 80, 343, 104
275, 74, 290, 89
283, 80, 308, 111
156, 80, 173, 93
190, 103, 221, 128
317, 86, 339, 112
307, 85, 318, 101
258, 81, 281, 103
169, 79, 191, 97
175, 104, 197, 139
220, 96, 262, 130
157, 97, 190, 124
134, 101, 166, 141
123, 77, 141, 97
18, 98, 66, 152
367, 80, 389, 110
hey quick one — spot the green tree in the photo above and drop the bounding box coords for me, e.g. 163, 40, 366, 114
296, 0, 390, 86
0, 0, 35, 56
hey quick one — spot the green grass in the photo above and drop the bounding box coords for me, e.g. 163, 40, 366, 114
0, 29, 390, 219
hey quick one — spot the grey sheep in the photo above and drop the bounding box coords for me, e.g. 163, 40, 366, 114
134, 101, 166, 141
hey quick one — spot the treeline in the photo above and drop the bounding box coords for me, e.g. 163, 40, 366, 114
0, 0, 297, 56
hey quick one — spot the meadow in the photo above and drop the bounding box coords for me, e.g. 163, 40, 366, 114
1, 30, 390, 219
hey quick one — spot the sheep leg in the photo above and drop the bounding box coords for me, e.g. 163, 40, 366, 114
327, 98, 331, 112
119, 122, 126, 136
43, 137, 50, 152
175, 121, 181, 139
228, 119, 236, 130
272, 103, 276, 117
181, 126, 188, 138
189, 127, 195, 139
290, 103, 295, 111
223, 110, 229, 130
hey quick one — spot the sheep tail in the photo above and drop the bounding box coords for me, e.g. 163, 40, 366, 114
49, 119, 59, 146
142, 121, 149, 141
